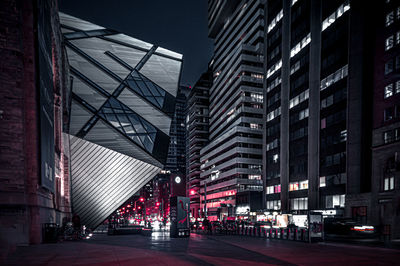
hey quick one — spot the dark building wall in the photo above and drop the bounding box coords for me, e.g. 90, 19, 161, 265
186, 70, 212, 218
264, 0, 374, 217
370, 0, 400, 239
0, 0, 71, 247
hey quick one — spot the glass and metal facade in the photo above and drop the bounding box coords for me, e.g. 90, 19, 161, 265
200, 0, 265, 220
60, 13, 182, 229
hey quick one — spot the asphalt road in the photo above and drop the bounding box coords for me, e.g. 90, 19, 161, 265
3, 232, 400, 265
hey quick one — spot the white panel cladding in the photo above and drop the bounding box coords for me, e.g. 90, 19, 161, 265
155, 47, 183, 60
70, 101, 92, 135
105, 34, 153, 50
84, 119, 163, 168
139, 54, 181, 96
71, 74, 107, 109
59, 13, 105, 31
118, 88, 171, 135
70, 136, 160, 229
66, 47, 119, 95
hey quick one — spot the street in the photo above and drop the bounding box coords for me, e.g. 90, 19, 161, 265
3, 232, 400, 265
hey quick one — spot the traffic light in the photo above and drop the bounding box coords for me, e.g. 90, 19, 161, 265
156, 202, 160, 207
140, 197, 144, 202
190, 189, 196, 195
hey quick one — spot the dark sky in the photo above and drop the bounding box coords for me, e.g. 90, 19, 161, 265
59, 0, 214, 86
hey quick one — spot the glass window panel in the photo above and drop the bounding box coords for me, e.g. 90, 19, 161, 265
135, 80, 152, 96
154, 96, 165, 107
141, 119, 156, 134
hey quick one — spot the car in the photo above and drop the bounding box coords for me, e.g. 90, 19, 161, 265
324, 218, 376, 238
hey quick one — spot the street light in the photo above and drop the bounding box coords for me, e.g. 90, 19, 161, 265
189, 186, 207, 218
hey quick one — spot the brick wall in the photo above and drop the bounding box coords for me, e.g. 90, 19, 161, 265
0, 0, 71, 251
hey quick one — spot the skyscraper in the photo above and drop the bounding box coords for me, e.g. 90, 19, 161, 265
200, 0, 265, 220
60, 13, 182, 229
186, 70, 212, 218
264, 0, 375, 217
370, 0, 400, 239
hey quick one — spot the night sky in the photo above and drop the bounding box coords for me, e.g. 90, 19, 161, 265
59, 0, 214, 86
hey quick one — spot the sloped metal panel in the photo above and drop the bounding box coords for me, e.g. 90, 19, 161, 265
118, 87, 172, 135
61, 12, 183, 229
70, 101, 92, 135
71, 74, 107, 109
60, 13, 105, 31
139, 54, 181, 96
84, 119, 163, 168
70, 136, 160, 229
70, 38, 132, 79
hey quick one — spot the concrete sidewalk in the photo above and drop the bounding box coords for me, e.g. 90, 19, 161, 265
2, 232, 400, 265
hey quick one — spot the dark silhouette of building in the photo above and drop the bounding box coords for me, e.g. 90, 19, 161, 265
166, 85, 190, 175
0, 0, 71, 245
263, 0, 375, 219
200, 0, 265, 220
186, 71, 212, 219
370, 0, 400, 239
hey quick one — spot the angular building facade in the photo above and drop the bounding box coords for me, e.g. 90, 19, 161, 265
263, 0, 374, 217
200, 0, 265, 220
60, 13, 182, 229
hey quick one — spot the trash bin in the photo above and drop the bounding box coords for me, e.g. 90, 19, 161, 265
43, 223, 58, 243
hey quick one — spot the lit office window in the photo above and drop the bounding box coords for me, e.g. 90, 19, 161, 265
289, 182, 299, 191
320, 65, 348, 91
299, 180, 308, 190
384, 176, 395, 191
272, 154, 279, 163
385, 83, 394, 98
266, 186, 274, 194
322, 1, 350, 31
325, 195, 345, 208
290, 197, 308, 210
320, 176, 326, 187
289, 89, 309, 109
267, 10, 283, 33
290, 33, 311, 58
267, 107, 281, 122
386, 35, 394, 50
386, 11, 394, 26
396, 80, 400, 93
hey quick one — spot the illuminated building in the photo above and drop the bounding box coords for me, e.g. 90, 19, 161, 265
200, 0, 265, 220
60, 13, 182, 229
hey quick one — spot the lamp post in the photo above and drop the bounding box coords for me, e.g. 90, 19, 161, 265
190, 182, 207, 218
